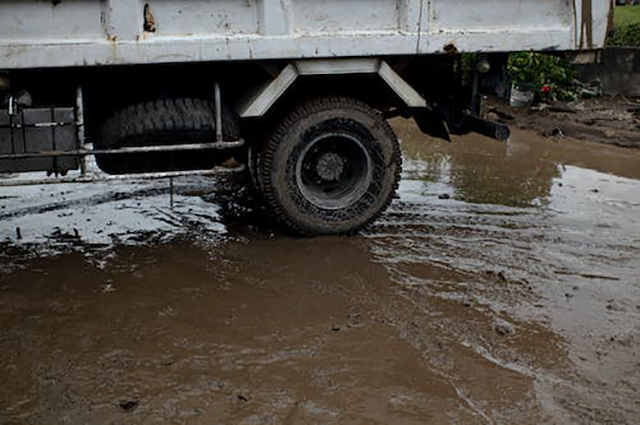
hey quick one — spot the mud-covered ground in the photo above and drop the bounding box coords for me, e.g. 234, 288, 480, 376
1, 121, 640, 424
485, 95, 640, 149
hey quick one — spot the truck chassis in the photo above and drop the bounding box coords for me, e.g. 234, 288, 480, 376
0, 1, 612, 235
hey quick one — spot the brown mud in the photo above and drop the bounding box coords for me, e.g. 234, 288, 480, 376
1, 122, 640, 424
486, 96, 640, 149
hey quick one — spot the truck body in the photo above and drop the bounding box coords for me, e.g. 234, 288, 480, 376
0, 1, 613, 235
0, 0, 610, 68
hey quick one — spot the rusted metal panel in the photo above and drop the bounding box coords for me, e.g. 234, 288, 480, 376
0, 0, 612, 70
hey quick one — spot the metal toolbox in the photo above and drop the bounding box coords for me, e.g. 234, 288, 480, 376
0, 107, 79, 174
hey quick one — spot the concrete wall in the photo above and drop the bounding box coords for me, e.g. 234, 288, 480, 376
578, 47, 640, 96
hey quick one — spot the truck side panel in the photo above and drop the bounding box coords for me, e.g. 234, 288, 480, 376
0, 0, 611, 70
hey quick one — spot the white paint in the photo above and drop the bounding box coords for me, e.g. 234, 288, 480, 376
377, 61, 427, 108
0, 0, 611, 70
239, 63, 298, 118
295, 58, 380, 75
105, 0, 144, 41
239, 59, 427, 118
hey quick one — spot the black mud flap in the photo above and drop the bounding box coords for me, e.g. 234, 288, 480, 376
411, 108, 451, 142
460, 114, 510, 141
412, 108, 510, 142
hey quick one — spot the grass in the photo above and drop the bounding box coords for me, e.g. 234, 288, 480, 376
615, 5, 640, 27
609, 5, 640, 47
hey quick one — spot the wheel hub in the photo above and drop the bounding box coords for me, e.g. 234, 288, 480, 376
295, 132, 372, 210
316, 152, 345, 181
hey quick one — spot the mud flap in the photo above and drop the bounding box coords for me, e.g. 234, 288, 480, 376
412, 108, 510, 142
411, 108, 451, 142
461, 114, 510, 141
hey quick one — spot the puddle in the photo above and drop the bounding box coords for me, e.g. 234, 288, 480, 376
1, 122, 639, 423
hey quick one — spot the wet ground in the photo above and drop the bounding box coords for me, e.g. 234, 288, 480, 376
1, 121, 640, 424
486, 96, 640, 149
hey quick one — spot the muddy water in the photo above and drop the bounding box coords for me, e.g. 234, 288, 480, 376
1, 122, 640, 424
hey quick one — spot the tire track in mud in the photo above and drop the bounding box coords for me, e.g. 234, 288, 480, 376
1, 124, 640, 423
357, 140, 640, 422
0, 187, 169, 221
366, 215, 638, 422
0, 176, 233, 250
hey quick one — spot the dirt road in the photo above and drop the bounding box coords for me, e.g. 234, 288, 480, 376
1, 122, 639, 424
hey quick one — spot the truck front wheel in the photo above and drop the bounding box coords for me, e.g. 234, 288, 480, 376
258, 96, 401, 235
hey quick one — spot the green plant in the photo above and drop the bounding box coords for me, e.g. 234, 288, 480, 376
608, 5, 640, 47
454, 53, 478, 86
608, 22, 640, 46
508, 52, 576, 101
614, 5, 640, 28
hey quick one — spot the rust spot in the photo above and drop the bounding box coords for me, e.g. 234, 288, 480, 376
580, 0, 593, 49
606, 0, 615, 37
144, 3, 157, 33
443, 43, 458, 55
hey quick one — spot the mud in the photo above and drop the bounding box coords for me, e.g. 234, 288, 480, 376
1, 122, 640, 424
486, 96, 640, 149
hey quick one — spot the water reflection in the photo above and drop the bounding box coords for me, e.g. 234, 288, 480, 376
402, 128, 560, 207
2, 121, 640, 423
394, 119, 640, 209
389, 119, 640, 286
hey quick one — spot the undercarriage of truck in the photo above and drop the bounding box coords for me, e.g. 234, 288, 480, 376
0, 55, 513, 234
0, 0, 612, 235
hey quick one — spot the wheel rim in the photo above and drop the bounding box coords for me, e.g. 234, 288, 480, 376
295, 132, 372, 210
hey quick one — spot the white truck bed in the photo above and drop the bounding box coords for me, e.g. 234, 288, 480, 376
0, 0, 611, 70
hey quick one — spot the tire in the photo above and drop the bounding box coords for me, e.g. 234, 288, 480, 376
96, 98, 239, 174
247, 142, 264, 196
258, 96, 401, 235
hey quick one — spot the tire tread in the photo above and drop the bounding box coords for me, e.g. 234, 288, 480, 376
259, 96, 401, 236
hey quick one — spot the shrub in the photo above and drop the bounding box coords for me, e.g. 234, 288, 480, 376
608, 22, 640, 46
507, 52, 576, 101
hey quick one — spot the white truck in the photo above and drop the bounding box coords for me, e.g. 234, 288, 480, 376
0, 0, 612, 235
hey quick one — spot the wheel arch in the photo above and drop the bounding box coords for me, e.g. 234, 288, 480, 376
236, 59, 428, 120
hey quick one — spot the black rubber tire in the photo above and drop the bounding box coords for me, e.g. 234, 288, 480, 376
258, 96, 401, 236
96, 98, 239, 174
247, 142, 264, 197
